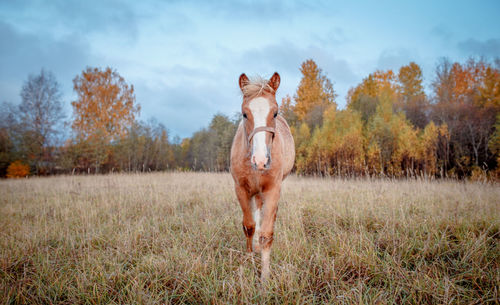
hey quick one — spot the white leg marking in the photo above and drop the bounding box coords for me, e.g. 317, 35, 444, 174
252, 208, 261, 252
261, 248, 271, 281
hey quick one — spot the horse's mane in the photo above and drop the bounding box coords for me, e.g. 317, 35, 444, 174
241, 76, 274, 99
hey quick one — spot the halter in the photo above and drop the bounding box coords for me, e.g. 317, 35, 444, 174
245, 126, 276, 148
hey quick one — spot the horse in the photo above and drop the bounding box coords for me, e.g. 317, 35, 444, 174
230, 72, 295, 281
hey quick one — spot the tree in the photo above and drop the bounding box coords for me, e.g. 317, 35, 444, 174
431, 58, 499, 176
279, 95, 298, 127
365, 91, 419, 177
0, 126, 14, 177
0, 102, 18, 177
184, 114, 238, 171
305, 106, 365, 176
6, 160, 30, 178
347, 70, 398, 123
209, 114, 238, 171
419, 121, 439, 176
18, 69, 64, 174
489, 114, 500, 177
294, 59, 337, 128
293, 122, 312, 174
397, 62, 429, 129
109, 119, 171, 172
71, 67, 140, 172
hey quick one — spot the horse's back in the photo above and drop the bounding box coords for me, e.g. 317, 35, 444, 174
276, 115, 295, 179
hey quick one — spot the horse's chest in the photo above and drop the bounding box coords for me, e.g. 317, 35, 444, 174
236, 172, 276, 195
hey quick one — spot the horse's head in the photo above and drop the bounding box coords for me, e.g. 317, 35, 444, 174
239, 72, 280, 171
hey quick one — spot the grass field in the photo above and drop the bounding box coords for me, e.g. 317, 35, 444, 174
0, 172, 499, 304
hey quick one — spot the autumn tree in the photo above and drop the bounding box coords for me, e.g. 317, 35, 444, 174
431, 58, 499, 176
347, 70, 398, 123
303, 106, 365, 176
6, 160, 30, 178
365, 92, 419, 177
71, 67, 140, 173
294, 59, 337, 128
419, 121, 439, 176
293, 122, 312, 174
397, 62, 429, 129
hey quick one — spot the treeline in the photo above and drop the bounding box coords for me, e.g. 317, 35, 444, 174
1, 58, 499, 179
0, 67, 240, 176
285, 58, 500, 179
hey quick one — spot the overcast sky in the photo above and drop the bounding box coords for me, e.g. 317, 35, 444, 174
1, 0, 499, 138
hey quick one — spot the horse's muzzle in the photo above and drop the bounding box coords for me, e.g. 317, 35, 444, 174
252, 153, 271, 171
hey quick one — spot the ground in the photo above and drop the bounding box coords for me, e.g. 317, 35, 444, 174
0, 172, 499, 304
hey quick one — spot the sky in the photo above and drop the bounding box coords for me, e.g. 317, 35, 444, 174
1, 0, 499, 138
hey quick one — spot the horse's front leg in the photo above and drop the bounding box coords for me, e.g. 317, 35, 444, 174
252, 193, 264, 252
259, 184, 281, 281
235, 186, 255, 253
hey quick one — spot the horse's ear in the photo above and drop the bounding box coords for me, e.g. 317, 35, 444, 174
269, 72, 280, 92
239, 73, 249, 91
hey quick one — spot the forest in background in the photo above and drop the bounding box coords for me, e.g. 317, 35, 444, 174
1, 57, 499, 179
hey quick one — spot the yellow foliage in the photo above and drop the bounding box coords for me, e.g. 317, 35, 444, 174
294, 106, 365, 176
347, 69, 398, 108
398, 62, 425, 99
294, 59, 336, 121
366, 143, 382, 175
469, 166, 488, 182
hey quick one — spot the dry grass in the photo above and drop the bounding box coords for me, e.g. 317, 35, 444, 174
0, 172, 499, 304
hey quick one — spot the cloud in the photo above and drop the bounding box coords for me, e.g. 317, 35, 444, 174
430, 25, 453, 43
238, 41, 357, 83
314, 27, 349, 47
135, 77, 240, 138
457, 38, 500, 58
128, 61, 245, 138
0, 21, 91, 108
130, 39, 360, 137
235, 41, 358, 108
376, 48, 417, 71
188, 0, 325, 22
1, 0, 138, 41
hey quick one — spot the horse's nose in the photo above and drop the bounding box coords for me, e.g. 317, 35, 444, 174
252, 154, 270, 170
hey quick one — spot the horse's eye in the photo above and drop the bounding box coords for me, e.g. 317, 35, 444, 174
243, 113, 247, 119
273, 112, 278, 118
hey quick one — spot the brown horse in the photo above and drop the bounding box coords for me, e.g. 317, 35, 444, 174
230, 72, 295, 281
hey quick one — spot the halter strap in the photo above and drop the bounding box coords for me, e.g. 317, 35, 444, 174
247, 126, 276, 144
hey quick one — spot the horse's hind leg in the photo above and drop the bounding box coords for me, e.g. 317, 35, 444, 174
235, 186, 255, 253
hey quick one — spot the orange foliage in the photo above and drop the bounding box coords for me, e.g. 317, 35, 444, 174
72, 67, 140, 142
478, 66, 500, 108
6, 160, 30, 178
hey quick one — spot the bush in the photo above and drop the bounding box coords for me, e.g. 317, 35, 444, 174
6, 160, 30, 178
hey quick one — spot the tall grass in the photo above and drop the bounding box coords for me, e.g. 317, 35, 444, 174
1, 172, 499, 304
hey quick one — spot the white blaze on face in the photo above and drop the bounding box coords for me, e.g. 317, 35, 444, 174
248, 97, 270, 168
